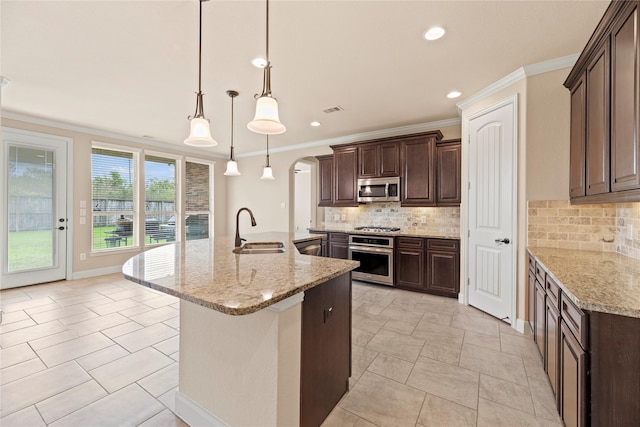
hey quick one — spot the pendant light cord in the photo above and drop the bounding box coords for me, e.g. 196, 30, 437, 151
198, 0, 203, 94
266, 135, 270, 167
230, 94, 235, 160
266, 0, 269, 63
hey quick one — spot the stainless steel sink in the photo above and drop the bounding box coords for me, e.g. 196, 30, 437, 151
232, 241, 286, 254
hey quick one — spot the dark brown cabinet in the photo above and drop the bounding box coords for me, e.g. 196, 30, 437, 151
358, 141, 400, 178
585, 40, 610, 196
395, 237, 425, 290
545, 295, 560, 404
395, 237, 459, 298
425, 239, 459, 297
565, 0, 640, 203
534, 280, 546, 358
527, 250, 536, 333
436, 139, 461, 206
332, 147, 358, 207
317, 155, 334, 207
301, 273, 351, 427
611, 4, 640, 192
328, 233, 349, 259
401, 134, 438, 207
559, 320, 587, 427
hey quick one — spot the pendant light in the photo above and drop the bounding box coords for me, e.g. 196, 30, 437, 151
248, 0, 286, 135
224, 90, 241, 176
184, 0, 217, 147
260, 135, 275, 180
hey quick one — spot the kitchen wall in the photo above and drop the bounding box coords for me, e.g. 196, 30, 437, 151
324, 204, 460, 236
528, 200, 640, 260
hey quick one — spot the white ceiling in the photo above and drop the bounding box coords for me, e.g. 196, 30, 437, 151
1, 1, 609, 157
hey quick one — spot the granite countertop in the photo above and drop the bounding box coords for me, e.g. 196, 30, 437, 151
122, 232, 358, 316
308, 226, 460, 240
528, 247, 640, 318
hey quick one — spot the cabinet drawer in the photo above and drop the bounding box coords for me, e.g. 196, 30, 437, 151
535, 261, 546, 284
396, 237, 424, 249
561, 296, 589, 349
545, 275, 561, 310
528, 251, 536, 273
427, 239, 459, 251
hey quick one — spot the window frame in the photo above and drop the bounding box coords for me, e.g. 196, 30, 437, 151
143, 150, 181, 246
185, 157, 215, 240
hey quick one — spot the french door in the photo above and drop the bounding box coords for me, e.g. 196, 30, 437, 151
1, 128, 70, 289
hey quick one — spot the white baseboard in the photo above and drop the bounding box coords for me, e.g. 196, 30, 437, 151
71, 265, 123, 280
175, 390, 229, 427
515, 318, 526, 333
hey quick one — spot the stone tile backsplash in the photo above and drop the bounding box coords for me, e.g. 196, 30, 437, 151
324, 203, 460, 236
528, 200, 640, 260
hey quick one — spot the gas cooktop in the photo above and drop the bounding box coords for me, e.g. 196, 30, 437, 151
353, 226, 401, 233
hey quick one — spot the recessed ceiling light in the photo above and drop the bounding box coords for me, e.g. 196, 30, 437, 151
251, 57, 267, 68
310, 121, 321, 127
424, 27, 446, 41
447, 91, 461, 99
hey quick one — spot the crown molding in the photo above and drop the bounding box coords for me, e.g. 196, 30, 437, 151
236, 117, 462, 158
1, 111, 227, 159
456, 53, 579, 113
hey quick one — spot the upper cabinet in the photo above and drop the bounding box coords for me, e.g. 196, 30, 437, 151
436, 139, 462, 206
318, 130, 456, 207
401, 132, 441, 207
564, 0, 640, 203
332, 146, 359, 207
358, 141, 400, 178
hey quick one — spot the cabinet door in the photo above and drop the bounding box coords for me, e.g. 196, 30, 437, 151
436, 140, 461, 206
534, 281, 546, 359
301, 274, 351, 427
611, 4, 640, 192
545, 298, 560, 407
333, 147, 358, 206
528, 270, 536, 334
559, 321, 587, 427
328, 233, 349, 259
401, 136, 436, 206
395, 241, 425, 290
317, 155, 334, 207
570, 76, 587, 198
359, 144, 379, 178
379, 142, 400, 177
586, 41, 611, 195
425, 249, 459, 297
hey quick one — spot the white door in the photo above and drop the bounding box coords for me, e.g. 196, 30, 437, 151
1, 128, 70, 289
466, 96, 518, 323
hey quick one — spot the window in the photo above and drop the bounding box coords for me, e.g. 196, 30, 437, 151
91, 147, 137, 250
145, 154, 177, 245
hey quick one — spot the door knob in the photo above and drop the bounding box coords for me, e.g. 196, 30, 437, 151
495, 238, 510, 244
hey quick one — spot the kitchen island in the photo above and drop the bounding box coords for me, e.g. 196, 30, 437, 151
123, 232, 359, 427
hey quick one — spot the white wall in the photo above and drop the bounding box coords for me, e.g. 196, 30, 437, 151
293, 163, 311, 232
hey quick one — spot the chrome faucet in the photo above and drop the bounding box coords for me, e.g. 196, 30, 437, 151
235, 207, 257, 247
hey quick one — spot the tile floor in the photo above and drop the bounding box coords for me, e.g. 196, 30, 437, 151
0, 274, 561, 427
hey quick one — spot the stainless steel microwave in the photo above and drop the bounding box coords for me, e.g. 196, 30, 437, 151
357, 177, 400, 203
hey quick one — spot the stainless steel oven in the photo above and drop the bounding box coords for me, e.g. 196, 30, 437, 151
348, 235, 394, 286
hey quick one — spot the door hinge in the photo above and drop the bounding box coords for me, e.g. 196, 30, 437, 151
467, 230, 470, 237
467, 277, 470, 287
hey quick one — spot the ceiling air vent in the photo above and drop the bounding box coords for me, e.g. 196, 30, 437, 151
323, 106, 344, 114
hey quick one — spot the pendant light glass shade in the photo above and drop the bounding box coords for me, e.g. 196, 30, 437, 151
248, 95, 285, 135
224, 160, 241, 176
260, 166, 275, 180
184, 0, 217, 147
185, 116, 216, 146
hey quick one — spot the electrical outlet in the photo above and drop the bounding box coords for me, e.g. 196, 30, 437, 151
80, 253, 86, 261
333, 214, 340, 221
280, 202, 286, 209
420, 216, 426, 223
79, 217, 86, 225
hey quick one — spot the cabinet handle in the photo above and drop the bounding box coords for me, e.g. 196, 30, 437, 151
324, 306, 334, 323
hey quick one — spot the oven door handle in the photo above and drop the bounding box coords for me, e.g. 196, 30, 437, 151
349, 246, 393, 254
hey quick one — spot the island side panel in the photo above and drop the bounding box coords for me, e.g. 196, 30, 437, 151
177, 298, 301, 427
300, 273, 352, 427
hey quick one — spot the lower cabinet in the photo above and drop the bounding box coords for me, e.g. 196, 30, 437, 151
395, 237, 459, 298
328, 233, 349, 259
545, 297, 560, 402
300, 273, 351, 427
559, 320, 587, 427
534, 280, 546, 358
